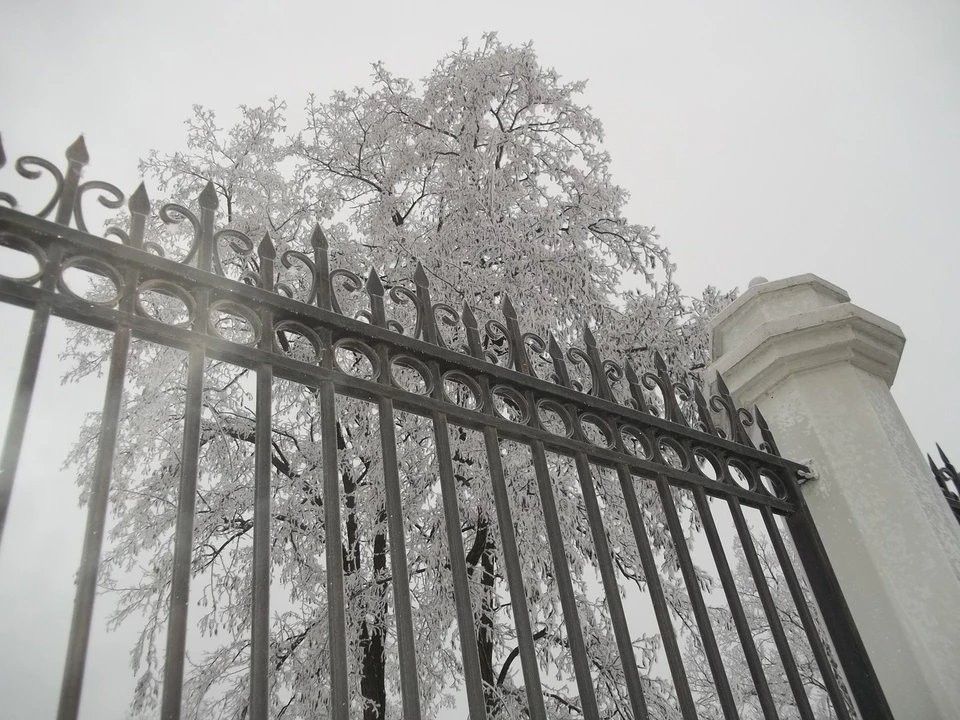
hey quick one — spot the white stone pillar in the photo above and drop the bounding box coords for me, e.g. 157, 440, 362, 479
709, 274, 960, 720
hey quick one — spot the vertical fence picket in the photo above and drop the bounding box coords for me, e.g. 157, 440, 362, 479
549, 333, 649, 720
249, 233, 276, 720
0, 138, 88, 543
365, 268, 423, 720
727, 496, 815, 719
415, 266, 488, 719
462, 302, 549, 720
657, 474, 741, 720
500, 298, 601, 718
761, 507, 854, 720
315, 228, 350, 719
615, 464, 699, 719
160, 182, 217, 720
691, 487, 780, 719
55, 183, 149, 720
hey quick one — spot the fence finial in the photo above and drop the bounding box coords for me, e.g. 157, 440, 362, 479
583, 325, 597, 347
65, 135, 89, 165
258, 231, 276, 259
198, 181, 218, 210
128, 183, 151, 215
547, 333, 564, 360
311, 224, 327, 250
501, 293, 517, 320
365, 267, 385, 297
0, 134, 6, 168
461, 301, 477, 329
414, 261, 429, 288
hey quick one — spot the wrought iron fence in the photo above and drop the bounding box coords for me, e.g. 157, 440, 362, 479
929, 446, 960, 524
0, 135, 892, 720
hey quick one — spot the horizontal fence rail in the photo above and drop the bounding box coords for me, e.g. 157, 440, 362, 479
0, 135, 892, 720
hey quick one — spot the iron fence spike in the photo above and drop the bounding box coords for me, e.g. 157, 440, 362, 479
414, 261, 429, 288
65, 135, 89, 165
366, 267, 385, 296
461, 301, 477, 329
198, 181, 219, 210
258, 232, 276, 259
624, 359, 640, 385
583, 325, 597, 347
654, 350, 668, 374
501, 293, 517, 319
547, 333, 564, 359
937, 444, 952, 468
311, 224, 327, 250
715, 371, 732, 398
128, 183, 151, 215
0, 133, 6, 168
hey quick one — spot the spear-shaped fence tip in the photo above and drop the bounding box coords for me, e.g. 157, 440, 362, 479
501, 293, 517, 319
754, 405, 769, 429
414, 261, 429, 288
547, 333, 564, 359
311, 224, 327, 250
694, 384, 708, 404
624, 358, 640, 385
128, 182, 151, 215
65, 135, 90, 165
715, 371, 732, 397
653, 350, 669, 374
258, 231, 276, 259
929, 454, 940, 474
937, 444, 952, 468
583, 325, 597, 347
366, 267, 385, 296
198, 181, 219, 210
0, 133, 6, 169
461, 301, 477, 328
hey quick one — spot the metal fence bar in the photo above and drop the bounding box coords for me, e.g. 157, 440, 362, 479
529, 436, 601, 717
573, 452, 650, 719
0, 132, 81, 544
615, 465, 698, 719
547, 332, 649, 720
160, 184, 218, 720
315, 238, 350, 719
366, 269, 423, 720
56, 185, 149, 720
415, 269, 488, 719
499, 301, 600, 717
249, 235, 276, 720
782, 507, 892, 716
760, 507, 854, 720
728, 497, 814, 719
657, 474, 740, 720
462, 302, 549, 720
433, 411, 489, 719
691, 487, 780, 719
0, 264, 54, 543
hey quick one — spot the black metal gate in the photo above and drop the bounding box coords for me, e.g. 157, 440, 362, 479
0, 137, 891, 720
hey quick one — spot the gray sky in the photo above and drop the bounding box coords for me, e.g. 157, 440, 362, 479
2, 0, 959, 717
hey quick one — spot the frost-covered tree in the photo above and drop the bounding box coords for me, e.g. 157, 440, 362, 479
64, 35, 735, 720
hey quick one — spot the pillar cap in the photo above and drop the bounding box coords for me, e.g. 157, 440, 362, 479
709, 274, 905, 407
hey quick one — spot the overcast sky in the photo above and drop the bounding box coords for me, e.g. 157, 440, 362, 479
2, 0, 959, 717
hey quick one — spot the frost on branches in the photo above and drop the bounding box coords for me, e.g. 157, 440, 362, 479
63, 35, 739, 720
